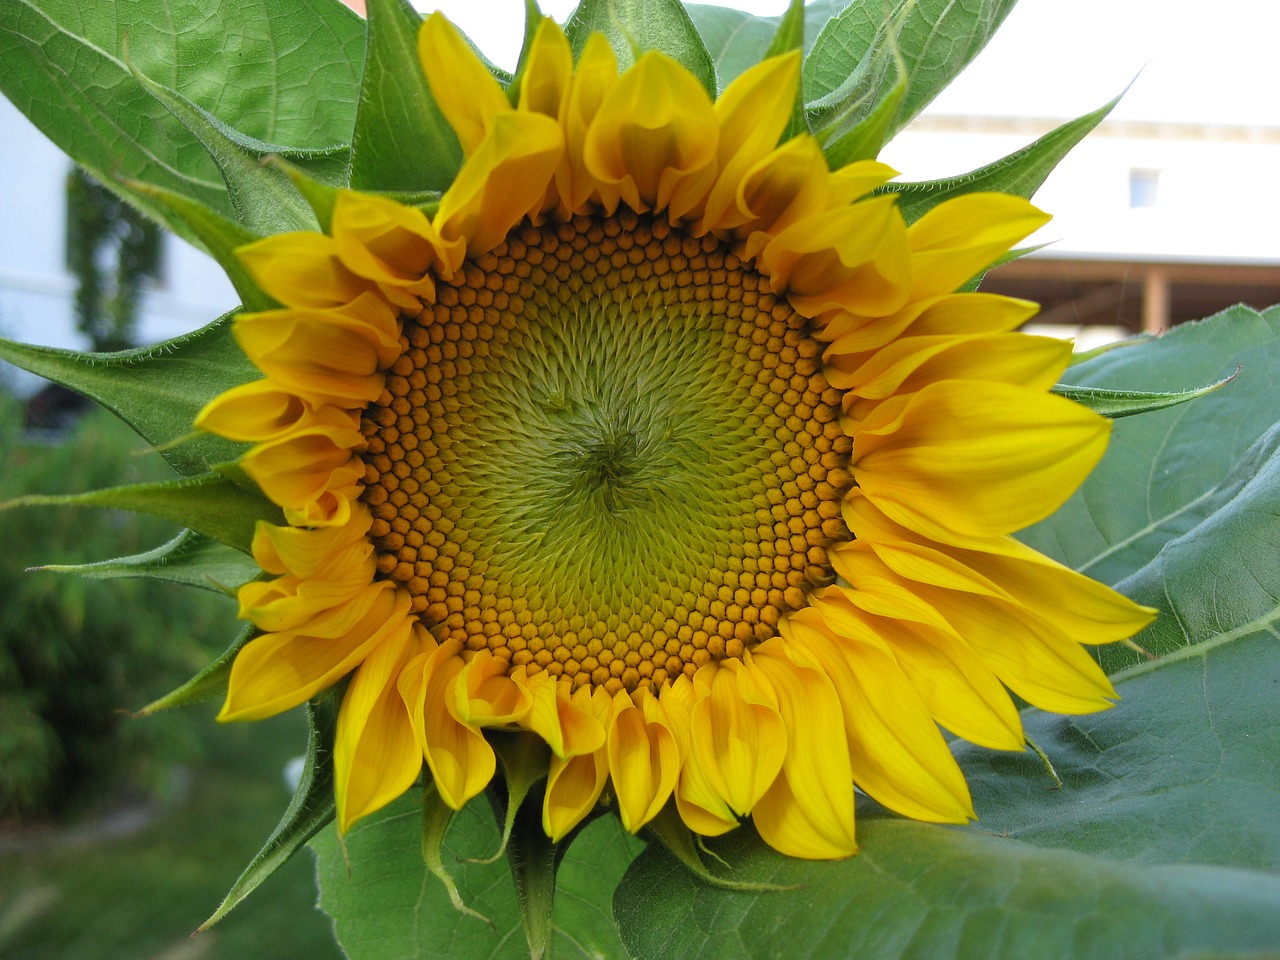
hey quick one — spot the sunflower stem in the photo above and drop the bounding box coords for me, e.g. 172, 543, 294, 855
506, 783, 560, 960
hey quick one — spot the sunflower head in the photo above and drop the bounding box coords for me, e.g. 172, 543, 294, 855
189, 9, 1154, 865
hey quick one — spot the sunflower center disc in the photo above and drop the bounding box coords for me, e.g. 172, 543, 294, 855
359, 211, 851, 694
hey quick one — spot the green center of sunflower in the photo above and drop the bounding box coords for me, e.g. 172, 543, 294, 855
359, 210, 851, 694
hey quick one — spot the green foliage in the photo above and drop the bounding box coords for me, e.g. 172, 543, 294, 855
64, 168, 161, 352
565, 0, 717, 97
0, 398, 238, 819
312, 794, 644, 960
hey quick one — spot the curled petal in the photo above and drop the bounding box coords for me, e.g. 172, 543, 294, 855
689, 658, 786, 816
452, 649, 533, 726
194, 379, 322, 443
238, 232, 371, 309
661, 676, 738, 837
700, 52, 800, 230
517, 19, 573, 118
435, 111, 564, 256
522, 670, 605, 759
220, 584, 406, 722
543, 686, 614, 841
335, 620, 430, 831
399, 639, 495, 810
784, 612, 974, 823
418, 12, 510, 154
759, 196, 911, 319
852, 380, 1111, 539
607, 687, 680, 833
332, 191, 446, 295
749, 640, 857, 859
240, 416, 365, 526
584, 51, 718, 219
233, 295, 400, 403
555, 33, 619, 216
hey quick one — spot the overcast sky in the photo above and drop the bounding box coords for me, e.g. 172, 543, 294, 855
424, 0, 1280, 128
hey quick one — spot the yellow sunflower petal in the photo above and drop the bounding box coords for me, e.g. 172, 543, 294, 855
907, 192, 1051, 300
335, 619, 428, 832
193, 380, 319, 443
434, 110, 564, 256
453, 649, 533, 726
522, 670, 606, 759
689, 658, 786, 816
607, 687, 680, 833
853, 380, 1111, 539
555, 32, 619, 216
249, 507, 374, 579
699, 52, 800, 230
749, 640, 856, 858
239, 418, 365, 526
219, 585, 406, 722
759, 195, 912, 319
584, 50, 718, 218
784, 612, 974, 823
398, 639, 496, 810
331, 191, 446, 294
418, 12, 511, 154
661, 676, 739, 837
543, 686, 613, 841
238, 232, 371, 308
517, 18, 573, 117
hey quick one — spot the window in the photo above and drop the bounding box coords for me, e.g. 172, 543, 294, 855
1129, 168, 1160, 208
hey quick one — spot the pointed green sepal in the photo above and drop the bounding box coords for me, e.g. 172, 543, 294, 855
1067, 333, 1155, 367
892, 91, 1123, 224
644, 806, 792, 891
503, 782, 562, 960
34, 528, 259, 594
469, 732, 551, 864
139, 623, 255, 715
0, 313, 254, 477
822, 42, 906, 167
199, 695, 339, 930
125, 52, 319, 236
349, 0, 462, 192
421, 782, 493, 925
565, 0, 717, 98
125, 182, 279, 312
1054, 367, 1238, 419
505, 0, 547, 108
764, 0, 809, 141
2, 471, 282, 555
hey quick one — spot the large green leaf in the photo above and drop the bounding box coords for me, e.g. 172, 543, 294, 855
0, 0, 363, 244
348, 0, 462, 192
0, 315, 254, 477
686, 0, 844, 90
1020, 305, 1280, 670
312, 795, 644, 960
804, 0, 1018, 150
614, 627, 1280, 960
565, 0, 716, 97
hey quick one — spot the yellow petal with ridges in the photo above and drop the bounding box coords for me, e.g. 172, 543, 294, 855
760, 195, 911, 319
555, 32, 619, 216
240, 419, 365, 525
584, 51, 718, 219
193, 380, 317, 443
607, 688, 679, 833
219, 585, 406, 722
853, 380, 1110, 539
661, 676, 738, 837
335, 620, 428, 832
518, 18, 573, 118
418, 12, 511, 154
399, 639, 496, 810
907, 193, 1050, 300
250, 507, 373, 579
238, 232, 370, 309
749, 640, 856, 858
522, 670, 605, 759
813, 590, 1023, 751
543, 686, 613, 841
784, 613, 975, 823
689, 658, 786, 816
700, 52, 800, 230
435, 110, 564, 255
332, 191, 446, 293
453, 650, 533, 726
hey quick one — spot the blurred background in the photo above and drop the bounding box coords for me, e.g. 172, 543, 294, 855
1, 0, 1276, 956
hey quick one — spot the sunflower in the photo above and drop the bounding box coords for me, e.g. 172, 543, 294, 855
194, 13, 1154, 860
